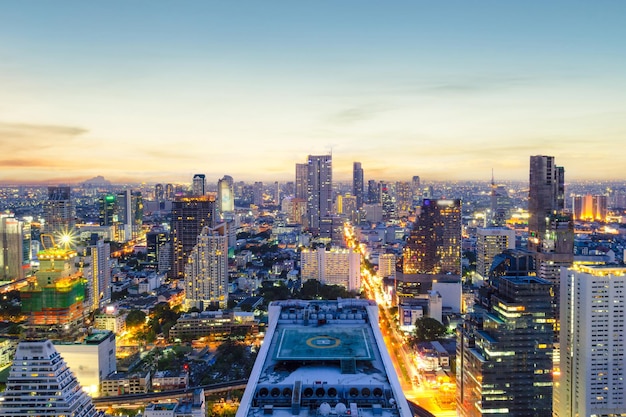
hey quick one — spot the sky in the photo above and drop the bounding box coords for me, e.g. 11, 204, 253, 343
1, 1, 625, 184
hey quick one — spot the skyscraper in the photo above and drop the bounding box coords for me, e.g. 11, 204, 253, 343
44, 186, 73, 235
184, 224, 228, 310
79, 237, 111, 311
403, 199, 461, 275
306, 154, 332, 233
192, 174, 206, 196
411, 176, 421, 205
556, 265, 626, 417
170, 195, 216, 279
457, 276, 554, 416
98, 194, 117, 227
475, 227, 516, 281
295, 163, 308, 200
395, 181, 412, 214
528, 155, 564, 251
527, 155, 572, 314
367, 179, 380, 204
116, 190, 143, 241
0, 213, 24, 282
353, 162, 364, 209
0, 340, 101, 417
217, 175, 235, 215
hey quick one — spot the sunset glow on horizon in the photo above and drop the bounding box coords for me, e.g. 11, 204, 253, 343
1, 1, 625, 184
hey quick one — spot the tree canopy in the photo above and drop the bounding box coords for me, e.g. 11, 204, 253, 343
125, 309, 146, 328
411, 317, 447, 343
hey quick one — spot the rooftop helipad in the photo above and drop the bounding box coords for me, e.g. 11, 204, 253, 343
274, 326, 373, 361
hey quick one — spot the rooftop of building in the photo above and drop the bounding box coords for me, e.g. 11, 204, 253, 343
236, 299, 412, 417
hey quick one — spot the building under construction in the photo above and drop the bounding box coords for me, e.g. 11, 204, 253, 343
21, 245, 87, 336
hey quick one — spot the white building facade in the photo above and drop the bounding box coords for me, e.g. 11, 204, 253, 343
556, 265, 626, 417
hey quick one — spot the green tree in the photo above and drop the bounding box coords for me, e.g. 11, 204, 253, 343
411, 317, 447, 343
125, 309, 146, 328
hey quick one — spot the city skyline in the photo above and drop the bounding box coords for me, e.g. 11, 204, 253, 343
1, 2, 626, 184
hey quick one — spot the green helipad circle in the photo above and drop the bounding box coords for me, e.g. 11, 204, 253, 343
306, 335, 341, 349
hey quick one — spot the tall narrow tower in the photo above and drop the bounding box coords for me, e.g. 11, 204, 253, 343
353, 162, 364, 209
306, 154, 332, 233
295, 163, 308, 200
528, 155, 564, 251
192, 174, 206, 196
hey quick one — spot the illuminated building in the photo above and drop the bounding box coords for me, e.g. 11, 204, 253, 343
94, 306, 126, 334
98, 194, 117, 227
320, 216, 346, 247
21, 245, 87, 333
306, 154, 332, 233
475, 227, 515, 281
165, 183, 175, 200
236, 299, 412, 417
403, 199, 461, 275
300, 247, 360, 291
253, 181, 264, 206
44, 186, 73, 235
489, 174, 512, 227
527, 156, 573, 316
169, 310, 258, 339
78, 237, 111, 310
0, 339, 101, 416
377, 253, 396, 280
528, 155, 564, 252
395, 181, 412, 214
170, 195, 216, 279
380, 182, 395, 220
572, 194, 608, 222
456, 276, 554, 417
0, 213, 24, 282
411, 176, 421, 206
55, 330, 117, 397
116, 190, 143, 241
555, 265, 626, 417
144, 389, 204, 417
192, 173, 206, 196
217, 175, 235, 215
336, 194, 358, 223
146, 230, 169, 272
184, 224, 228, 310
155, 183, 164, 202
295, 163, 308, 200
353, 162, 364, 209
367, 179, 380, 204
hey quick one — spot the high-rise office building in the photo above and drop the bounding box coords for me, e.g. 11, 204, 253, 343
475, 227, 516, 280
528, 155, 564, 251
367, 179, 380, 204
44, 186, 73, 235
146, 230, 169, 272
253, 181, 264, 207
184, 224, 228, 310
403, 199, 461, 275
457, 276, 554, 417
0, 340, 101, 417
295, 163, 308, 200
527, 156, 572, 314
98, 194, 117, 227
165, 183, 175, 200
115, 190, 143, 241
0, 213, 24, 282
192, 174, 206, 196
411, 176, 421, 205
78, 237, 111, 311
306, 154, 332, 233
217, 175, 235, 215
170, 195, 216, 279
353, 162, 364, 209
395, 181, 412, 214
155, 183, 164, 202
555, 265, 626, 417
380, 182, 396, 220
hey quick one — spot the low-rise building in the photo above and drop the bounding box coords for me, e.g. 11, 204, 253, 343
144, 388, 205, 417
101, 371, 151, 396
152, 370, 189, 391
169, 310, 258, 340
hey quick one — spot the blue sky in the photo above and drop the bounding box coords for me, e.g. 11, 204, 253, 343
1, 1, 625, 183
